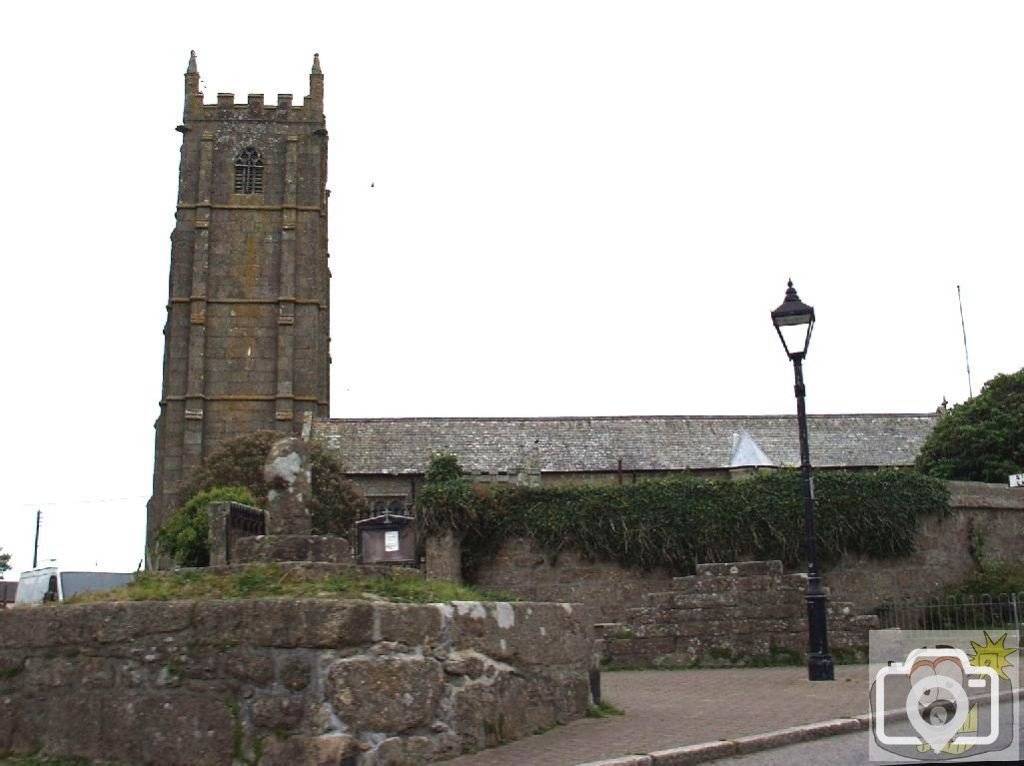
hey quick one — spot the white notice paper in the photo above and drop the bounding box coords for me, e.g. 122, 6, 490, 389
384, 530, 400, 552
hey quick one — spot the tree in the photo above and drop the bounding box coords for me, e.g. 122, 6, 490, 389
916, 368, 1024, 483
177, 431, 367, 537
158, 486, 256, 567
0, 547, 10, 577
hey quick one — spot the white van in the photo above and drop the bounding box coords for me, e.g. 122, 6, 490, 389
14, 567, 135, 605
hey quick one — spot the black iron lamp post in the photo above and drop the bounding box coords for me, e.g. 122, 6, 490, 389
771, 280, 835, 682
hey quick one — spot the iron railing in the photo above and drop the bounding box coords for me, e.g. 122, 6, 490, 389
228, 502, 266, 537
876, 593, 1022, 632
224, 502, 266, 564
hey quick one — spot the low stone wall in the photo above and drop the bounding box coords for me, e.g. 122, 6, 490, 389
0, 598, 593, 765
206, 501, 353, 567
234, 535, 353, 564
471, 482, 1024, 623
473, 538, 677, 624
598, 560, 877, 667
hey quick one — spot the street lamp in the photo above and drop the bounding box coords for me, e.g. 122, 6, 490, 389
771, 279, 835, 682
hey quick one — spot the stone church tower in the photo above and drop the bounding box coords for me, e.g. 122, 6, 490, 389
148, 52, 331, 559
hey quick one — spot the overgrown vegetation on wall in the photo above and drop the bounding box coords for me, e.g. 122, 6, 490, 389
416, 456, 951, 579
916, 367, 1024, 483
179, 430, 367, 537
69, 563, 509, 605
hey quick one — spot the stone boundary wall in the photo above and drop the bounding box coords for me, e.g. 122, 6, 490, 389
472, 482, 1024, 624
0, 599, 593, 765
598, 560, 877, 668
829, 482, 1024, 612
472, 538, 677, 624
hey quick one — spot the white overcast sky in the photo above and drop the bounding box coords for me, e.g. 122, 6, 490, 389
1, 1, 1021, 575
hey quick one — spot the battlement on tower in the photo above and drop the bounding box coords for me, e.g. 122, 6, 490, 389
184, 91, 324, 122
182, 51, 325, 124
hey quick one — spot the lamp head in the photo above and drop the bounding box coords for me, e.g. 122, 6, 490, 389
771, 279, 815, 359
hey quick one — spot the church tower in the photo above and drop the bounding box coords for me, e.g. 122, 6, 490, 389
148, 52, 331, 560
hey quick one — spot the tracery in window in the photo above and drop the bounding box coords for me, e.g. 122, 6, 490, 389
233, 147, 264, 194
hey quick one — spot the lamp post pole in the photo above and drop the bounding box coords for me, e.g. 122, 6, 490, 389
771, 280, 834, 682
791, 353, 834, 681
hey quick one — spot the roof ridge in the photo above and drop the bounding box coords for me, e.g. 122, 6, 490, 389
322, 412, 938, 424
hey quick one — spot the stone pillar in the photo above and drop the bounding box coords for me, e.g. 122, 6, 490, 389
425, 530, 462, 584
207, 502, 230, 566
263, 437, 313, 535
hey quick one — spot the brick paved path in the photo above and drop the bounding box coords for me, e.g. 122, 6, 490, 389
446, 665, 872, 766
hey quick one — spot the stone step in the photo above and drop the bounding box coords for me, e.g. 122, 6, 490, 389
643, 591, 745, 607
694, 561, 784, 577
671, 573, 794, 594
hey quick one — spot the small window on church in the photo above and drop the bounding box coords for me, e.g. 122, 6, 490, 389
233, 147, 264, 194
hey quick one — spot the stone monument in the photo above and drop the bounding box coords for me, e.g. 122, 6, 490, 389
264, 437, 313, 536
209, 436, 352, 565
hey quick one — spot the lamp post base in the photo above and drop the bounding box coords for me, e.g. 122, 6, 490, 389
806, 576, 834, 681
808, 652, 835, 682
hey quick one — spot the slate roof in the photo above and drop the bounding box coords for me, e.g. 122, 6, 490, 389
313, 413, 939, 475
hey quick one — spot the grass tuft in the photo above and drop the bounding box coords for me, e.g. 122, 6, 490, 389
586, 700, 624, 718
65, 564, 515, 605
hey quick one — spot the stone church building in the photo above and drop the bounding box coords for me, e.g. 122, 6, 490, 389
148, 54, 938, 556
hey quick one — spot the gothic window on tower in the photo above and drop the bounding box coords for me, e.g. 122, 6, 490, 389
233, 147, 264, 194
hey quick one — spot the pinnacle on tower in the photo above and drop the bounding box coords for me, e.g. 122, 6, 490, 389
183, 50, 202, 120
309, 53, 324, 111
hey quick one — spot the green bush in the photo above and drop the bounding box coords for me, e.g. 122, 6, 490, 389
916, 368, 1024, 483
179, 431, 367, 537
415, 454, 478, 536
425, 453, 464, 483
158, 486, 256, 567
949, 560, 1024, 598
415, 457, 950, 580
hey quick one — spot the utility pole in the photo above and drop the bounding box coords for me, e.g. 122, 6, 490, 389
32, 510, 41, 569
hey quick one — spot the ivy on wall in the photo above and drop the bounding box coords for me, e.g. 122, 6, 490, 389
415, 456, 951, 580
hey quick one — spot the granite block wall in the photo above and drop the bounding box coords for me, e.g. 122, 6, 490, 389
597, 560, 877, 668
0, 598, 593, 766
471, 482, 1024, 629
473, 538, 677, 624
